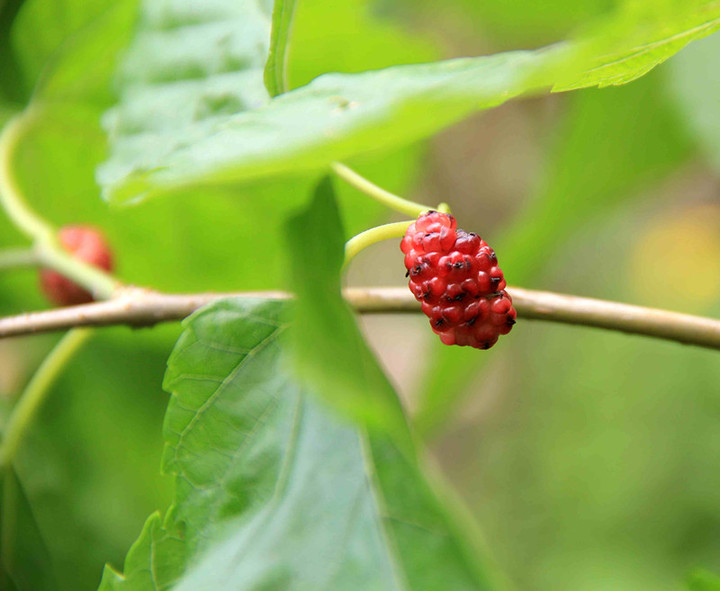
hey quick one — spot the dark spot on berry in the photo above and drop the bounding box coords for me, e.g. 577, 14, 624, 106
411, 264, 423, 276
405, 270, 410, 277
506, 317, 516, 326
490, 276, 501, 287
423, 291, 432, 300
466, 317, 477, 326
453, 261, 464, 269
489, 251, 497, 263
433, 318, 445, 327
454, 292, 466, 301
481, 342, 491, 350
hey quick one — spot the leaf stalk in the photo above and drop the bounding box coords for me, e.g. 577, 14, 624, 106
331, 162, 433, 218
344, 221, 413, 266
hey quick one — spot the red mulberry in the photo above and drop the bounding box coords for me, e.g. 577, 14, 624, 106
40, 226, 114, 306
401, 211, 516, 349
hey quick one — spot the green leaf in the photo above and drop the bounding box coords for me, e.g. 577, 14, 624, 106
286, 0, 439, 89
100, 512, 185, 591
689, 569, 720, 591
400, 0, 614, 48
9, 330, 174, 591
0, 468, 57, 591
99, 38, 559, 204
0, 0, 25, 104
11, 0, 140, 104
99, 0, 720, 205
102, 298, 502, 590
286, 177, 411, 446
554, 0, 720, 91
264, 0, 296, 96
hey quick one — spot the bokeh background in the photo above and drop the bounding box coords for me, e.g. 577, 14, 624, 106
1, 0, 720, 589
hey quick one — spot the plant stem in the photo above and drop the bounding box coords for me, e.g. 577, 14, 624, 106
1, 287, 720, 352
344, 221, 413, 266
0, 114, 55, 242
0, 113, 119, 300
0, 248, 38, 270
331, 162, 433, 218
0, 329, 92, 468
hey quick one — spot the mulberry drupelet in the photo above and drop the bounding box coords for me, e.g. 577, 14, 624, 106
401, 211, 516, 349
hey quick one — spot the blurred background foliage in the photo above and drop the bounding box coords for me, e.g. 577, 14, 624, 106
0, 0, 719, 589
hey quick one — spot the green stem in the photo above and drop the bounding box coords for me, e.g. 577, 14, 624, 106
0, 247, 38, 270
0, 113, 118, 299
344, 221, 413, 266
0, 114, 55, 241
0, 329, 92, 468
332, 162, 433, 218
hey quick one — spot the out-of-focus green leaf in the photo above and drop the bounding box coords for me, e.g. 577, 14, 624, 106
0, 104, 17, 127
501, 73, 693, 282
667, 31, 720, 172
286, 177, 411, 444
416, 70, 693, 436
99, 43, 559, 204
99, 0, 720, 205
11, 0, 140, 104
689, 570, 720, 591
0, 0, 26, 103
10, 329, 173, 591
101, 298, 501, 591
287, 0, 439, 89
0, 468, 57, 591
402, 0, 615, 47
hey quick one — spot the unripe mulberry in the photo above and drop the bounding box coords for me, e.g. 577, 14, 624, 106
401, 211, 516, 349
40, 226, 114, 306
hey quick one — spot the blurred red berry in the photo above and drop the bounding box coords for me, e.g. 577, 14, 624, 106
40, 226, 114, 306
402, 211, 516, 349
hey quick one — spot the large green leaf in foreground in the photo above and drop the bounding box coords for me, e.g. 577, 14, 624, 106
285, 177, 411, 445
98, 0, 720, 204
99, 298, 501, 590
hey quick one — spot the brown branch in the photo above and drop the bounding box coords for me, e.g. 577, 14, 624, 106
0, 286, 719, 350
